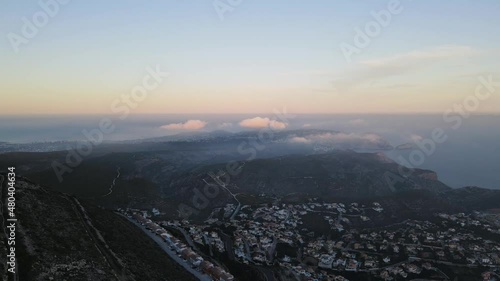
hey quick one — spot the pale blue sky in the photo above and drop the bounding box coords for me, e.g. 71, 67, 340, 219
1, 0, 499, 114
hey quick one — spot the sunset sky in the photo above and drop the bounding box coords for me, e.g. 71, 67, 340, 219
1, 0, 500, 115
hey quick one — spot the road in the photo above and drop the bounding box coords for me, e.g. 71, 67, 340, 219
230, 201, 242, 220
205, 172, 242, 220
219, 231, 236, 260
165, 225, 199, 251
256, 266, 276, 281
103, 167, 121, 197
70, 197, 134, 281
120, 214, 212, 281
410, 256, 500, 269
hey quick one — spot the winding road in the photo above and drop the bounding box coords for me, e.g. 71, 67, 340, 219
205, 171, 242, 220
69, 197, 134, 281
103, 167, 121, 197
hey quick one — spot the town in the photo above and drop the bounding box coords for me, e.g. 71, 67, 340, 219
120, 200, 500, 281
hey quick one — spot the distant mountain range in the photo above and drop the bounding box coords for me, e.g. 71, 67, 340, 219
168, 150, 448, 200
1, 131, 498, 222
134, 129, 394, 150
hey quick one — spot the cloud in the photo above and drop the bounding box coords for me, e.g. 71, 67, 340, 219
348, 118, 368, 126
333, 45, 480, 91
239, 117, 288, 129
410, 134, 423, 142
289, 136, 311, 143
218, 122, 233, 129
160, 120, 207, 130
288, 132, 389, 148
309, 132, 382, 143
360, 45, 478, 69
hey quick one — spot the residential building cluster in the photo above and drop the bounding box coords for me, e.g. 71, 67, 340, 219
122, 202, 500, 281
125, 210, 235, 281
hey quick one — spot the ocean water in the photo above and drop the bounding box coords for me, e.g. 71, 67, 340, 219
0, 114, 499, 189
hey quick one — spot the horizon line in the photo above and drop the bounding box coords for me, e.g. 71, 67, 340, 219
2, 112, 500, 117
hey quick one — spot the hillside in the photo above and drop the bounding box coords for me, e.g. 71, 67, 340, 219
0, 175, 197, 281
168, 151, 452, 202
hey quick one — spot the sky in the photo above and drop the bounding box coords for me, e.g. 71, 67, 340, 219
1, 0, 500, 115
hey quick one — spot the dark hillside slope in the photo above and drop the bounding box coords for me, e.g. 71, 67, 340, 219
0, 175, 196, 281
168, 151, 451, 201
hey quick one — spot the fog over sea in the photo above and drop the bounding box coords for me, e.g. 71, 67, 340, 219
1, 114, 499, 190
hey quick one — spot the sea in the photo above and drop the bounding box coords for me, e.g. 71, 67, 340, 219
0, 114, 499, 190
